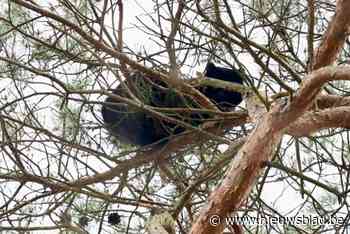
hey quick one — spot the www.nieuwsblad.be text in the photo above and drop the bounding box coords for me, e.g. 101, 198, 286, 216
209, 214, 344, 227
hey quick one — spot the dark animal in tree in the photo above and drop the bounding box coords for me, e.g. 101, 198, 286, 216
101, 62, 243, 146
200, 62, 243, 110
108, 212, 121, 225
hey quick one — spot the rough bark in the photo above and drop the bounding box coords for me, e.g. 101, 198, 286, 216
312, 0, 350, 70
189, 66, 350, 234
286, 106, 350, 136
189, 1, 350, 232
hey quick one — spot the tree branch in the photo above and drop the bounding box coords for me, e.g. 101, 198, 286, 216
189, 65, 350, 233
312, 0, 350, 70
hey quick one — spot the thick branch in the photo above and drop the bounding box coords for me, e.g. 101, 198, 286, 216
316, 94, 350, 109
312, 0, 350, 70
275, 66, 350, 127
286, 106, 350, 136
189, 100, 284, 234
189, 65, 350, 234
